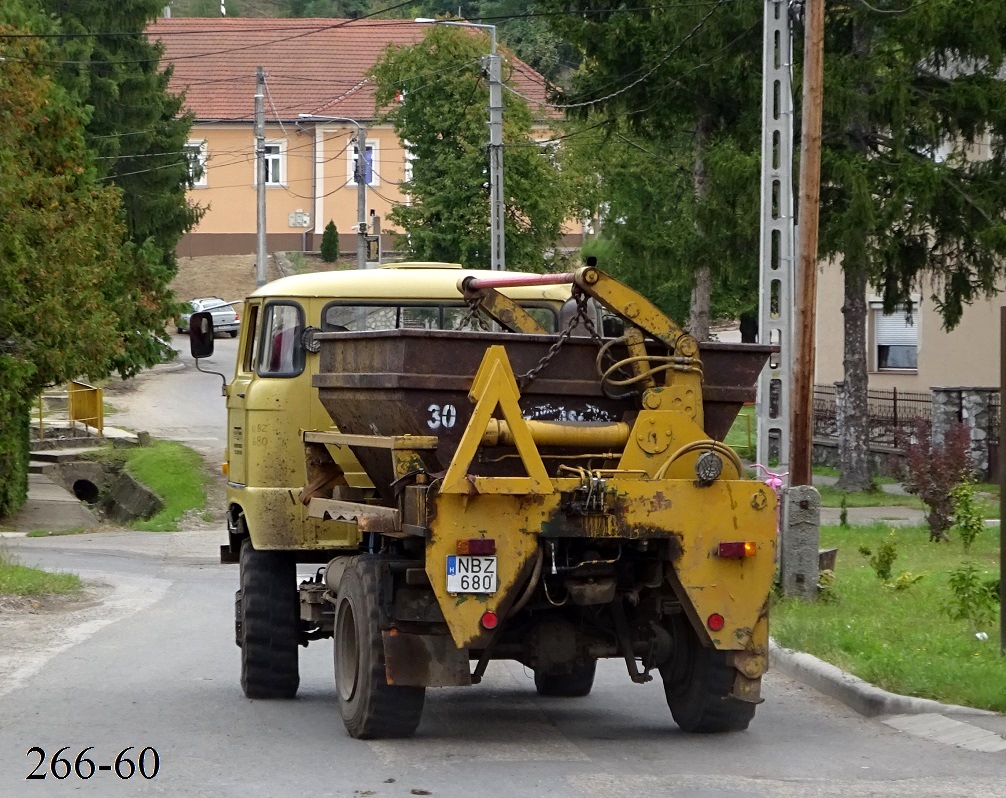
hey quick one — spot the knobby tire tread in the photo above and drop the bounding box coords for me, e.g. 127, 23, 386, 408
661, 620, 755, 733
336, 556, 425, 739
239, 539, 300, 699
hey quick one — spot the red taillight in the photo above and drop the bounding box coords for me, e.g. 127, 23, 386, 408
707, 613, 725, 632
717, 541, 756, 559
480, 611, 499, 630
457, 538, 496, 556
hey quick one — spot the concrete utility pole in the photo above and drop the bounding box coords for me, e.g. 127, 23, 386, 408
415, 19, 504, 270
756, 0, 796, 472
255, 66, 267, 288
298, 115, 368, 270
485, 38, 505, 271
355, 126, 369, 270
791, 0, 825, 486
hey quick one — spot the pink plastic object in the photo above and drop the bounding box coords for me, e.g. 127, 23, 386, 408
751, 463, 788, 496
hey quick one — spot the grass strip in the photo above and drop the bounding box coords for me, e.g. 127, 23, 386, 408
816, 484, 924, 509
0, 550, 81, 595
771, 522, 1003, 711
125, 440, 208, 532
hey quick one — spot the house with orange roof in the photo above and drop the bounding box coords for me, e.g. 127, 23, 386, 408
149, 17, 557, 258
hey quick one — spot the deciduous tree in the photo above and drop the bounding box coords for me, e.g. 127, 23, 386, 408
370, 25, 573, 270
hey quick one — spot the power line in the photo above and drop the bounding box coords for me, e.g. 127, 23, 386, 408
502, 0, 729, 111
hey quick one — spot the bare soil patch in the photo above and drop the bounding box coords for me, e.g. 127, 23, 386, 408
169, 254, 282, 304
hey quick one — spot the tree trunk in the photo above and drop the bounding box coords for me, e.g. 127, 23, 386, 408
836, 264, 872, 490
689, 116, 711, 342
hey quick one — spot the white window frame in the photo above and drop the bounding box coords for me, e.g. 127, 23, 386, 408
185, 139, 208, 188
261, 139, 286, 187
871, 301, 920, 372
347, 140, 379, 187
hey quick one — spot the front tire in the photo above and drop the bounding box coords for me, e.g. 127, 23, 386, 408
239, 539, 300, 699
334, 556, 425, 739
660, 618, 755, 733
534, 659, 596, 697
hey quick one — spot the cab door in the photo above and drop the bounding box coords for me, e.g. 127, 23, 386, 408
225, 301, 260, 487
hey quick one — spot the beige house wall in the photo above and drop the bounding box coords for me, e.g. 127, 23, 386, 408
180, 121, 582, 258
815, 260, 1003, 391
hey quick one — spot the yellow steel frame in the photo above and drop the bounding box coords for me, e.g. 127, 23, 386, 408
426, 346, 777, 663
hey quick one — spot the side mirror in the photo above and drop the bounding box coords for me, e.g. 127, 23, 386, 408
189, 311, 215, 358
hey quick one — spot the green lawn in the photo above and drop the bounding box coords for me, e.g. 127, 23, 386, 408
0, 550, 81, 595
724, 405, 755, 460
816, 484, 924, 509
125, 441, 208, 531
772, 522, 1004, 711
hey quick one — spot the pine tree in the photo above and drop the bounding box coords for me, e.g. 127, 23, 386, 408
320, 221, 340, 263
42, 0, 205, 378
815, 1, 1006, 489
540, 0, 765, 339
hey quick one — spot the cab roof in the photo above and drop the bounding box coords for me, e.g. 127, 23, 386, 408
249, 263, 573, 303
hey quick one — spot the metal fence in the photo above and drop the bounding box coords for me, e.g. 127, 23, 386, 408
813, 385, 932, 447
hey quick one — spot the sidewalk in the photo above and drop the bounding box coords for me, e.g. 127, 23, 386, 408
0, 426, 139, 537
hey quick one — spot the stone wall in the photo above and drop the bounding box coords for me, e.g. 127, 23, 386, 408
931, 387, 998, 478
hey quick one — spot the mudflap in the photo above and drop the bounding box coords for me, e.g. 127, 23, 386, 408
383, 629, 471, 687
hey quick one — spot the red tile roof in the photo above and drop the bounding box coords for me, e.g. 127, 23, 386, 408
150, 17, 551, 122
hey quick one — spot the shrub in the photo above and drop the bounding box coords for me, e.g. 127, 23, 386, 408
858, 531, 898, 581
944, 563, 998, 632
950, 479, 984, 553
901, 420, 973, 542
320, 220, 340, 263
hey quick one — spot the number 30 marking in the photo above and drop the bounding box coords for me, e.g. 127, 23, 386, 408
427, 403, 457, 430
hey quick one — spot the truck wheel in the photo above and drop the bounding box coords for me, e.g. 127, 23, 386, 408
229, 330, 239, 338
334, 556, 425, 739
239, 539, 300, 699
534, 660, 596, 697
660, 619, 755, 733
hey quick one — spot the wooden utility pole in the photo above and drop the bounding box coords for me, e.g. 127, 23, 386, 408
1000, 308, 1006, 656
790, 0, 825, 486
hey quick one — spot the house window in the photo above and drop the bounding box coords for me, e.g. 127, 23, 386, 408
348, 141, 378, 186
264, 141, 285, 185
873, 304, 918, 371
185, 140, 207, 188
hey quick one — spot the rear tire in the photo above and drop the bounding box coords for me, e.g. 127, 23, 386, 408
334, 556, 425, 739
229, 330, 239, 338
534, 659, 596, 697
660, 618, 755, 733
239, 539, 300, 699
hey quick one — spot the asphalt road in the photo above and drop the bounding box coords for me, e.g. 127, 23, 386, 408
3, 334, 1005, 796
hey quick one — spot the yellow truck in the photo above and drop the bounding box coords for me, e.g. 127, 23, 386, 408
189, 261, 777, 740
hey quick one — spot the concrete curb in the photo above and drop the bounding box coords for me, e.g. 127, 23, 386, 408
770, 639, 996, 718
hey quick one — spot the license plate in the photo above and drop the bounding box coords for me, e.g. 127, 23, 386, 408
446, 555, 497, 594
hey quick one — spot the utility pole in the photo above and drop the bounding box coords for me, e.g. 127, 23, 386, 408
485, 39, 505, 271
791, 0, 825, 486
756, 0, 795, 473
355, 125, 369, 270
255, 66, 267, 288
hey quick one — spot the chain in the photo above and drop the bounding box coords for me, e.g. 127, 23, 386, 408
518, 291, 599, 389
457, 296, 492, 331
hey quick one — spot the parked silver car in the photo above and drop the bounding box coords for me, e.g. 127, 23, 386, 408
177, 297, 240, 337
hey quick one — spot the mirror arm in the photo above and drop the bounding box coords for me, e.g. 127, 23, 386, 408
195, 359, 228, 396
